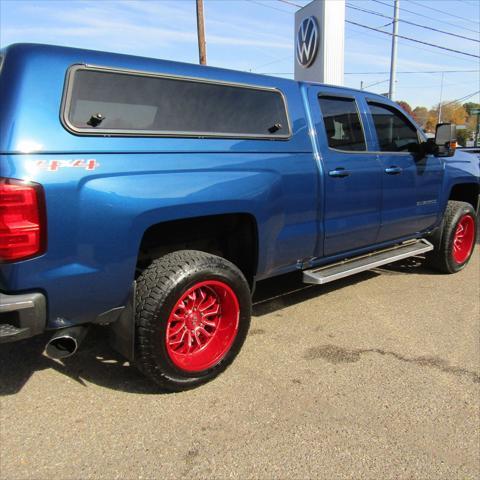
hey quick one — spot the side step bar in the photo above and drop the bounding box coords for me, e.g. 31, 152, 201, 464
303, 239, 433, 285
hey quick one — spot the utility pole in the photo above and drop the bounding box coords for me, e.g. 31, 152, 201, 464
196, 0, 207, 65
474, 110, 480, 147
437, 72, 445, 123
388, 0, 399, 100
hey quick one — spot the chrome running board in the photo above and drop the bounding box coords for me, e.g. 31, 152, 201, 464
303, 239, 433, 285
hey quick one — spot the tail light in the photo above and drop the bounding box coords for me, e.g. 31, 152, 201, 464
0, 178, 46, 262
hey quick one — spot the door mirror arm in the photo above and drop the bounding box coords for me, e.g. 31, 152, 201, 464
410, 140, 434, 160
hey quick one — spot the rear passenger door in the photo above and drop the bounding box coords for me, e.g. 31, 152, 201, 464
311, 90, 382, 256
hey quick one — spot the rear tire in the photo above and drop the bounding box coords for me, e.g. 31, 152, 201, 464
426, 200, 477, 274
135, 250, 251, 391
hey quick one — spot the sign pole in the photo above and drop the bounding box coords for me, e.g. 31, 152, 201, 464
475, 111, 480, 148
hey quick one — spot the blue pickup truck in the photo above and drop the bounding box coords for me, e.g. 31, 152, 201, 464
1, 44, 478, 391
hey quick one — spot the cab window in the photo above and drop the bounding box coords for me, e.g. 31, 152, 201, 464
368, 102, 419, 152
318, 96, 366, 151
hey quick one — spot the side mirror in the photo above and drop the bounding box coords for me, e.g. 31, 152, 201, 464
435, 123, 457, 157
412, 138, 436, 160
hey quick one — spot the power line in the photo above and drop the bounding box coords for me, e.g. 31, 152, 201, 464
249, 0, 293, 14
443, 90, 480, 106
405, 0, 480, 27
345, 19, 479, 59
395, 80, 479, 89
362, 78, 389, 89
346, 21, 473, 64
371, 0, 480, 34
345, 69, 480, 75
273, 0, 479, 59
250, 55, 292, 71
258, 70, 480, 75
277, 0, 304, 7
346, 3, 479, 43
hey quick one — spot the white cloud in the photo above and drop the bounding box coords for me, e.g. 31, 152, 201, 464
1, 0, 291, 53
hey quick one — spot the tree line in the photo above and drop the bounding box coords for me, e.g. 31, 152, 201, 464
397, 100, 479, 146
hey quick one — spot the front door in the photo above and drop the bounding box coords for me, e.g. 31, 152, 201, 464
310, 89, 382, 257
366, 100, 443, 242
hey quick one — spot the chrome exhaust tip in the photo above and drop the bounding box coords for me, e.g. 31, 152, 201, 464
45, 326, 88, 359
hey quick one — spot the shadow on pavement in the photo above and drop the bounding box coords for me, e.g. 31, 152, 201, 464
2, 211, 478, 397
0, 328, 162, 396
252, 270, 378, 316
0, 252, 460, 396
374, 256, 440, 275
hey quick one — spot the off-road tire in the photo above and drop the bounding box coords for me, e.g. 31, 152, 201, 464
135, 250, 251, 391
426, 200, 477, 274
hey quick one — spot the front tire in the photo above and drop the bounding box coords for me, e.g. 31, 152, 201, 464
135, 250, 251, 391
426, 200, 477, 274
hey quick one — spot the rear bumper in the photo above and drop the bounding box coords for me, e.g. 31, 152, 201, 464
0, 292, 46, 343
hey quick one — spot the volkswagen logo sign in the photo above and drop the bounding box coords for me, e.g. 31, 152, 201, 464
296, 16, 319, 68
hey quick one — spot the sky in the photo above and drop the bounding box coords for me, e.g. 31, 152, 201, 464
1, 0, 479, 109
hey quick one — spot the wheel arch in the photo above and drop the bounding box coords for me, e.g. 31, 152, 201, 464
136, 213, 259, 287
448, 182, 480, 213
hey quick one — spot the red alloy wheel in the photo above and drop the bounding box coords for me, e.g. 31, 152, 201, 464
165, 280, 240, 372
452, 214, 475, 264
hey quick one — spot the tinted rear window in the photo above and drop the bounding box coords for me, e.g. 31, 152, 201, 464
318, 96, 366, 151
64, 67, 290, 138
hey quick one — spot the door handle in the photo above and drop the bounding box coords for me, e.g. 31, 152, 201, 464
328, 168, 350, 178
385, 166, 403, 175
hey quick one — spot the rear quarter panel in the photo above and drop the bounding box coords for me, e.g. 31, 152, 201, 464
0, 44, 318, 328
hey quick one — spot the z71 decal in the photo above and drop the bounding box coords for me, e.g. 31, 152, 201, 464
35, 159, 99, 171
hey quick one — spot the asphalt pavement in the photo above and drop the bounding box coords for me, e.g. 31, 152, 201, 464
1, 250, 479, 479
